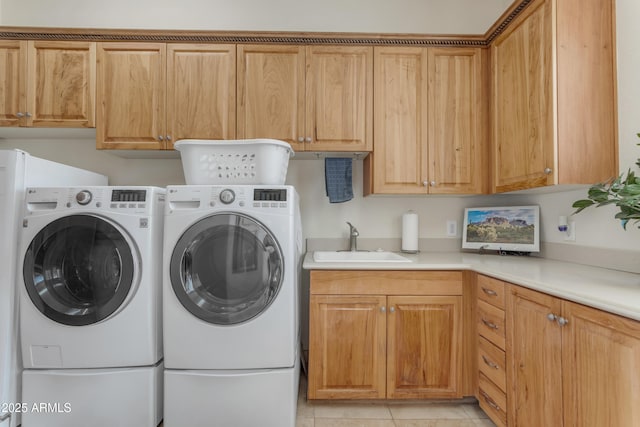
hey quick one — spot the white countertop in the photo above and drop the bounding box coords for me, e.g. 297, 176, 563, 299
303, 251, 640, 322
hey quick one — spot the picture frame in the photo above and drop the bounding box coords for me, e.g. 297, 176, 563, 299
462, 205, 540, 253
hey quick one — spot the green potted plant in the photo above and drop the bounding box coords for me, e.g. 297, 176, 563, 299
572, 133, 640, 229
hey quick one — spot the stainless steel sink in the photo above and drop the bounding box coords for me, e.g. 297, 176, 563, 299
312, 251, 411, 263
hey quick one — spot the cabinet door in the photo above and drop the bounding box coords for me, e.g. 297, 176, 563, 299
237, 44, 305, 150
491, 0, 554, 192
96, 43, 166, 149
27, 41, 95, 128
387, 295, 462, 399
556, 0, 617, 184
427, 48, 485, 194
0, 40, 26, 127
371, 47, 429, 194
562, 301, 640, 427
166, 44, 236, 147
507, 285, 563, 427
305, 46, 372, 151
308, 295, 386, 399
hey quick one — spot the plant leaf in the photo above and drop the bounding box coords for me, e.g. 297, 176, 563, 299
572, 199, 595, 213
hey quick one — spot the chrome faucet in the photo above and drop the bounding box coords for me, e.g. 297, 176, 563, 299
346, 222, 359, 252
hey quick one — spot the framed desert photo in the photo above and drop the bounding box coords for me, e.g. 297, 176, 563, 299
462, 205, 540, 253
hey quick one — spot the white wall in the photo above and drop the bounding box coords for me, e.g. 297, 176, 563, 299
0, 0, 638, 253
0, 0, 511, 34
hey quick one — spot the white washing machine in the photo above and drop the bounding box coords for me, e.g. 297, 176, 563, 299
163, 185, 302, 427
18, 186, 164, 427
0, 150, 107, 427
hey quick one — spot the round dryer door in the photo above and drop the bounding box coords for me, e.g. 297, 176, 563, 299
23, 215, 136, 326
170, 213, 284, 325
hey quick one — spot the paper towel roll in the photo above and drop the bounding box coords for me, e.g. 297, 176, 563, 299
401, 210, 419, 253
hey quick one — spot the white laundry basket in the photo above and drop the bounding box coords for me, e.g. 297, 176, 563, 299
174, 139, 294, 185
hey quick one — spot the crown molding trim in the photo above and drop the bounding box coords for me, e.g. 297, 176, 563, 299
0, 1, 532, 47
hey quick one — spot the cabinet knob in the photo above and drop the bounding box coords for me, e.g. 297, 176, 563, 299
380, 306, 386, 313
422, 181, 428, 187
166, 135, 172, 141
305, 137, 312, 142
158, 135, 164, 141
547, 313, 557, 322
389, 306, 395, 313
557, 316, 569, 327
16, 112, 24, 118
544, 167, 553, 174
298, 137, 304, 143
25, 112, 32, 118
430, 181, 436, 187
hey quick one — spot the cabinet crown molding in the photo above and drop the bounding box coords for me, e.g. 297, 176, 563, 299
0, 1, 533, 47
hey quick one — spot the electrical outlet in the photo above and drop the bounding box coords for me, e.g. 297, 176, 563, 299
564, 221, 576, 241
446, 220, 457, 237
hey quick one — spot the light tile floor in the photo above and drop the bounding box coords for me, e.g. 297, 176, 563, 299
297, 376, 497, 427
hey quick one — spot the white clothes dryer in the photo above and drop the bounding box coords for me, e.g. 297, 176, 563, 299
19, 186, 165, 369
162, 185, 302, 427
18, 186, 164, 427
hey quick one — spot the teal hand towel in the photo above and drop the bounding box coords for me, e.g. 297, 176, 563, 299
325, 158, 353, 203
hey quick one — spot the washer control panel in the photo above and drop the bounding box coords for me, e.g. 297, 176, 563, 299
24, 187, 162, 216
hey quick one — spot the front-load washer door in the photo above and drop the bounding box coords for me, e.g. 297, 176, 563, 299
23, 214, 135, 326
170, 212, 284, 326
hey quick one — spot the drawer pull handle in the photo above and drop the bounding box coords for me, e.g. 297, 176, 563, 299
482, 287, 498, 297
481, 318, 499, 330
480, 390, 501, 411
482, 355, 499, 369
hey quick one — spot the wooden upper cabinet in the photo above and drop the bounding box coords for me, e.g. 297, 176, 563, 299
237, 44, 306, 150
427, 48, 486, 194
97, 42, 236, 150
166, 44, 236, 147
237, 44, 373, 152
0, 40, 25, 127
365, 46, 485, 195
97, 43, 166, 150
0, 40, 95, 128
369, 47, 429, 194
491, 0, 617, 192
305, 46, 372, 151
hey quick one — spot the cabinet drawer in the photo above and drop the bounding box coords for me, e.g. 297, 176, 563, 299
477, 300, 505, 349
477, 275, 505, 309
478, 373, 507, 427
478, 336, 506, 392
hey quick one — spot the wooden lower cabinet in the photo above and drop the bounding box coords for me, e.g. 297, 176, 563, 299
561, 301, 640, 427
387, 295, 462, 399
308, 270, 464, 400
308, 294, 387, 399
507, 285, 563, 426
506, 283, 640, 426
